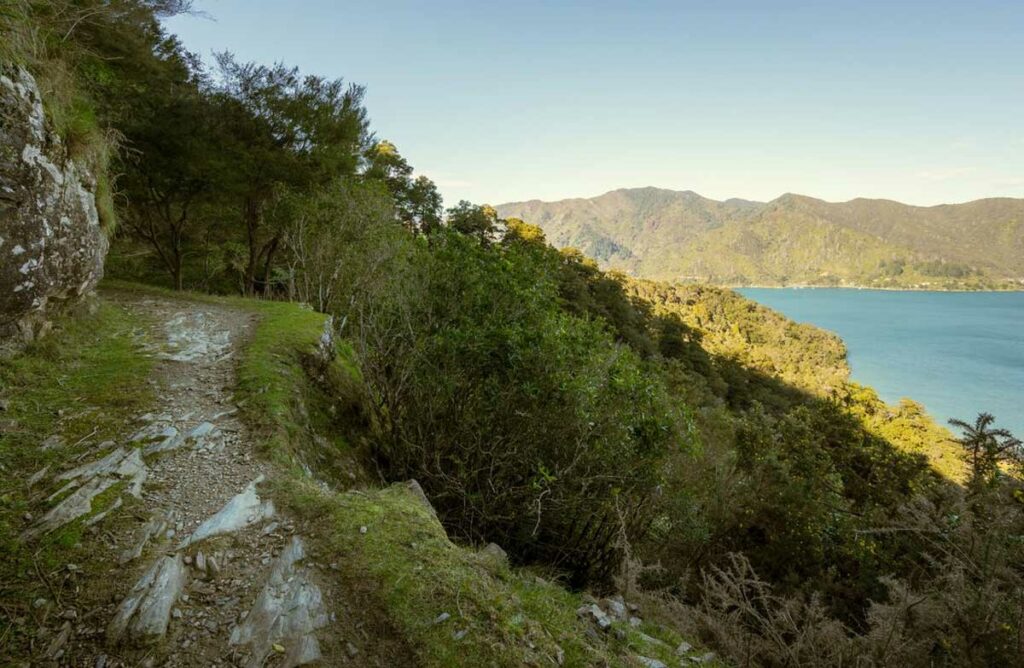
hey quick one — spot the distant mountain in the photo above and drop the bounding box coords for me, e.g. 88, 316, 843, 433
496, 188, 1024, 289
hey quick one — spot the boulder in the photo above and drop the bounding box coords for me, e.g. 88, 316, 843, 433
404, 479, 437, 518
0, 65, 107, 348
480, 542, 509, 568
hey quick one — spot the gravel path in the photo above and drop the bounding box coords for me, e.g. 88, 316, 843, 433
29, 294, 336, 667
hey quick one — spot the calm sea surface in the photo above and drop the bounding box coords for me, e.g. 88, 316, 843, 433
737, 289, 1024, 437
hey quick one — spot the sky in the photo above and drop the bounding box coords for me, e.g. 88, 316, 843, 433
166, 0, 1024, 207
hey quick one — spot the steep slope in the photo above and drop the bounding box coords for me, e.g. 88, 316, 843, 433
497, 188, 1024, 288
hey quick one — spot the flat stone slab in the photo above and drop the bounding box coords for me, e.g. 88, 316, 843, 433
119, 512, 169, 565
231, 536, 329, 668
179, 477, 274, 548
108, 553, 187, 644
22, 446, 147, 540
22, 476, 116, 540
159, 312, 231, 363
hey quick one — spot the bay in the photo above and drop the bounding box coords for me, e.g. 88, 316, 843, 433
737, 288, 1024, 437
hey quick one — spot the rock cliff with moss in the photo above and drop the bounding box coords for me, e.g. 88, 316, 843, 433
0, 65, 107, 346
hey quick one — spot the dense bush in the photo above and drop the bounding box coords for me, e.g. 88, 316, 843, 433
348, 230, 688, 585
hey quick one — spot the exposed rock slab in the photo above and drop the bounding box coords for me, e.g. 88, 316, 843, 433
230, 536, 328, 668
22, 446, 147, 539
22, 475, 116, 540
119, 513, 169, 565
179, 477, 274, 548
159, 312, 231, 363
107, 554, 187, 645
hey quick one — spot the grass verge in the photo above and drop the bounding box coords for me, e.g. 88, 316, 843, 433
0, 300, 154, 656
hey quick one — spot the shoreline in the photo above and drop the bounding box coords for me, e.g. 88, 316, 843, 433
723, 284, 1024, 294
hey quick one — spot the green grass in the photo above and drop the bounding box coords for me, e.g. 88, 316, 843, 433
280, 480, 633, 667
0, 301, 155, 655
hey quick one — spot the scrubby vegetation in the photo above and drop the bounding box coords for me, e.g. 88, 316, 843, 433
3, 3, 1023, 666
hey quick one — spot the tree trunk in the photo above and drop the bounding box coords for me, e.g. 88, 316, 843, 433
258, 234, 281, 296
243, 196, 261, 296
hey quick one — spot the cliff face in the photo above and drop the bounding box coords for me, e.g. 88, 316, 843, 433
0, 65, 108, 347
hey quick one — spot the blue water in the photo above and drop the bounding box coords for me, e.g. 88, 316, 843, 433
737, 289, 1024, 437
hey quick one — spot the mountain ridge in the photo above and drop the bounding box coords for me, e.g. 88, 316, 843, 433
496, 187, 1024, 289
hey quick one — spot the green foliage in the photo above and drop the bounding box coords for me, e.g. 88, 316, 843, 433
445, 200, 500, 242
280, 178, 401, 312
363, 140, 444, 232
949, 413, 1022, 491
349, 230, 688, 585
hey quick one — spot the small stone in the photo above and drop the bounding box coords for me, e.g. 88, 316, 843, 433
183, 555, 192, 565
452, 629, 467, 641
576, 603, 611, 631
345, 641, 359, 657
272, 643, 285, 653
172, 609, 182, 619
637, 657, 668, 668
629, 616, 642, 627
22, 512, 32, 523
359, 525, 367, 534
27, 465, 49, 487
195, 551, 206, 573
675, 641, 693, 655
95, 654, 107, 668
601, 596, 628, 620
45, 622, 72, 659
433, 612, 451, 625
33, 597, 48, 609
693, 652, 716, 663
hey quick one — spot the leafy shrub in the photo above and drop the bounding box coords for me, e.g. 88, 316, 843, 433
349, 230, 689, 586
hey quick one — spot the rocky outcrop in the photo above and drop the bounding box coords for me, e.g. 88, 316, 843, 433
0, 65, 108, 348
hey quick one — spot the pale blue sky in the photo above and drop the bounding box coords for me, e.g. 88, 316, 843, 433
166, 1, 1024, 207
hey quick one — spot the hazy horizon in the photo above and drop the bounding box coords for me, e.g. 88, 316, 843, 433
497, 184, 1024, 208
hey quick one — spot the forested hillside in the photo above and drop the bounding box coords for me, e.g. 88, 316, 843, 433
2, 2, 1023, 666
498, 187, 1024, 289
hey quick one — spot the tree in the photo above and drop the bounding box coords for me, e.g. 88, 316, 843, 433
215, 54, 370, 294
282, 179, 399, 313
446, 200, 499, 242
116, 51, 225, 290
949, 413, 1022, 489
403, 175, 443, 233
363, 141, 443, 232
